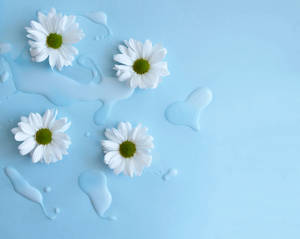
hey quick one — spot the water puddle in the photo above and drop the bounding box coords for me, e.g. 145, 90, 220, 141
165, 87, 213, 131
78, 170, 116, 220
4, 167, 56, 220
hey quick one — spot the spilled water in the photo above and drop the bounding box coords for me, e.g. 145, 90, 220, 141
0, 55, 16, 100
84, 11, 112, 37
165, 87, 213, 131
1, 50, 133, 125
0, 10, 130, 124
4, 167, 56, 220
78, 170, 116, 220
162, 168, 178, 181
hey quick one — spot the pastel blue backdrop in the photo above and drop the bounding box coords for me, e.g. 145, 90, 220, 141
1, 0, 300, 238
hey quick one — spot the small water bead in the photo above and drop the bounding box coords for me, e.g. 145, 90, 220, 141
43, 186, 52, 193
162, 168, 178, 181
84, 131, 91, 137
54, 208, 61, 214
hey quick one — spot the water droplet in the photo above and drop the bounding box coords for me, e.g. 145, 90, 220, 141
165, 87, 213, 131
162, 168, 178, 181
84, 11, 112, 36
54, 208, 61, 214
78, 170, 116, 220
43, 186, 52, 193
84, 131, 91, 137
4, 167, 56, 220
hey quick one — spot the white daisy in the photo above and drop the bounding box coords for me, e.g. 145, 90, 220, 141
25, 8, 84, 70
113, 39, 169, 89
101, 122, 154, 177
11, 109, 71, 164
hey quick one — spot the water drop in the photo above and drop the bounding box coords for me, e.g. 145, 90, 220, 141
162, 168, 178, 181
43, 186, 52, 193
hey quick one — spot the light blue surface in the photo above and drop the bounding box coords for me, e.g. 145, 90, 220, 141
1, 0, 300, 238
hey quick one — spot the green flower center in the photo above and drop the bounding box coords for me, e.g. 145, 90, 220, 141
133, 58, 150, 75
46, 33, 63, 49
35, 128, 52, 145
119, 140, 136, 158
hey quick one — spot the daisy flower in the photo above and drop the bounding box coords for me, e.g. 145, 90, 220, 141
101, 122, 154, 177
113, 39, 169, 89
11, 109, 71, 164
25, 8, 84, 70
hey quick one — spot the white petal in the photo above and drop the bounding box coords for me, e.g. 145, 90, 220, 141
104, 151, 119, 165
15, 132, 31, 141
18, 122, 35, 135
113, 54, 133, 66
109, 154, 122, 169
31, 113, 43, 129
49, 52, 58, 69
151, 61, 170, 76
11, 127, 20, 135
118, 71, 132, 82
33, 49, 49, 62
101, 140, 119, 152
136, 150, 152, 166
30, 47, 46, 57
149, 44, 167, 63
18, 137, 36, 155
124, 159, 135, 177
104, 129, 122, 143
32, 145, 44, 163
142, 40, 152, 58
43, 109, 57, 128
51, 118, 71, 132
118, 122, 130, 140
114, 159, 125, 175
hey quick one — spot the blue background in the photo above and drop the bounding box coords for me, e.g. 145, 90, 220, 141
1, 0, 300, 238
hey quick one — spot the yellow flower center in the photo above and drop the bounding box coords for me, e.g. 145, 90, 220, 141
119, 140, 136, 158
133, 58, 150, 75
47, 33, 63, 49
35, 128, 52, 145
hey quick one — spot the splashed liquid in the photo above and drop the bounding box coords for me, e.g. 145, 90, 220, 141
4, 167, 56, 220
2, 51, 133, 125
165, 87, 213, 131
78, 170, 116, 220
162, 168, 178, 181
84, 11, 112, 36
0, 56, 16, 100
